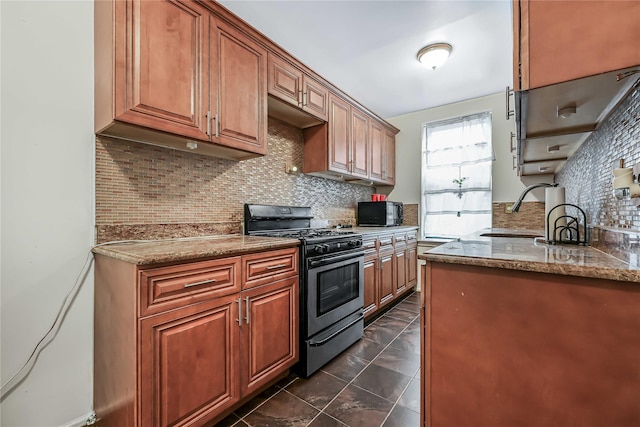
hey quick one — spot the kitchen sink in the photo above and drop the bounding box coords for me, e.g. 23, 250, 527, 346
479, 232, 543, 238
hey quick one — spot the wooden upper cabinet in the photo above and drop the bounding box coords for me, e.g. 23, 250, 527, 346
268, 53, 303, 107
301, 75, 329, 121
369, 120, 385, 182
104, 0, 210, 141
267, 53, 329, 122
351, 107, 369, 179
514, 0, 640, 90
328, 94, 351, 174
95, 0, 268, 160
383, 130, 396, 185
212, 19, 267, 155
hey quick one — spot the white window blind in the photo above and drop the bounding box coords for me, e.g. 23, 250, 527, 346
421, 112, 493, 238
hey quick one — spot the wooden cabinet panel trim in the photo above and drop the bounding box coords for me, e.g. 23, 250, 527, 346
139, 295, 240, 427
242, 247, 298, 289
111, 0, 211, 141
369, 119, 385, 182
302, 75, 329, 121
214, 20, 268, 154
139, 257, 241, 317
350, 107, 369, 178
240, 277, 298, 395
328, 94, 351, 174
267, 53, 302, 106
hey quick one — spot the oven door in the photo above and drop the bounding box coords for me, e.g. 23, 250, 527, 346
306, 249, 364, 337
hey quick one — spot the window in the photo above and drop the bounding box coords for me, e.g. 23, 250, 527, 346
421, 112, 492, 238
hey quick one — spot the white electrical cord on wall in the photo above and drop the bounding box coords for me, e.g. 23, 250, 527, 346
0, 234, 225, 400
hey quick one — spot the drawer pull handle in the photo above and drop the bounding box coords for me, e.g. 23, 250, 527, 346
183, 278, 217, 288
245, 296, 250, 324
237, 298, 242, 325
266, 264, 287, 270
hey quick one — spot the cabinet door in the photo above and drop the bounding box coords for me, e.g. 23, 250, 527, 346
301, 75, 329, 121
241, 277, 298, 396
378, 251, 395, 307
395, 245, 408, 296
351, 107, 369, 179
408, 244, 418, 287
383, 130, 396, 185
519, 0, 640, 89
139, 296, 240, 427
268, 53, 302, 107
369, 119, 385, 182
116, 0, 210, 141
212, 19, 267, 155
363, 256, 379, 317
327, 94, 351, 174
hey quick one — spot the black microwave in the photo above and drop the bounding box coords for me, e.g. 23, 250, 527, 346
357, 201, 403, 226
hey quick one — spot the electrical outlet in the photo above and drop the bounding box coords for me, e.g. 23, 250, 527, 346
85, 412, 97, 426
505, 204, 514, 214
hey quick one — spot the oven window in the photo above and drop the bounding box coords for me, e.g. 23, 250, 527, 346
316, 262, 360, 316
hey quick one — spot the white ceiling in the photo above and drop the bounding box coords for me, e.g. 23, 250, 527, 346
218, 0, 514, 119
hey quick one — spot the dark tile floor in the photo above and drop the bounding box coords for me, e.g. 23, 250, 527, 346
214, 292, 421, 427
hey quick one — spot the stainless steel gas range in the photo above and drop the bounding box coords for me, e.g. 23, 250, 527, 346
244, 204, 364, 377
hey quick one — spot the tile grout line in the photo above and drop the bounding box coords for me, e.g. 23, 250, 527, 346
305, 308, 419, 427
232, 292, 420, 427
377, 365, 421, 427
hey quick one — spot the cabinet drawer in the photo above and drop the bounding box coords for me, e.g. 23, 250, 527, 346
407, 230, 418, 243
362, 238, 377, 251
378, 235, 394, 248
394, 232, 407, 245
242, 248, 298, 289
139, 257, 241, 317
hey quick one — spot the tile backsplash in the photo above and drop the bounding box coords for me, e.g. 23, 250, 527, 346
492, 202, 545, 230
556, 83, 640, 230
96, 118, 373, 242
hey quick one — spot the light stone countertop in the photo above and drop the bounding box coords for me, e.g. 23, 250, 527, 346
419, 228, 640, 283
92, 234, 300, 265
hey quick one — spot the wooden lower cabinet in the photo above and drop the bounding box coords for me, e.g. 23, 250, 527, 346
95, 247, 298, 427
363, 254, 379, 317
407, 242, 417, 286
139, 296, 240, 427
421, 262, 640, 427
363, 228, 418, 320
241, 277, 298, 396
378, 249, 395, 307
394, 243, 407, 296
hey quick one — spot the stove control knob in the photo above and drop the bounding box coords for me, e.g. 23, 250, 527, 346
314, 244, 330, 254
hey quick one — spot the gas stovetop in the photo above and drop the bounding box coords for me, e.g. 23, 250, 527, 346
244, 204, 361, 245
251, 228, 358, 241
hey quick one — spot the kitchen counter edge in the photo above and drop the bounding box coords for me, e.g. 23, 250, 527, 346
92, 235, 301, 266
419, 230, 639, 283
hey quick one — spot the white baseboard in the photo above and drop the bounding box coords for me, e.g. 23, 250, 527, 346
60, 411, 94, 427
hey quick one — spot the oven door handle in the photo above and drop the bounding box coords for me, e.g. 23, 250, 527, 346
308, 250, 364, 268
308, 312, 364, 347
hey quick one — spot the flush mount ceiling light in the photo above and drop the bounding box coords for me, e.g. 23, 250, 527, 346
417, 42, 453, 70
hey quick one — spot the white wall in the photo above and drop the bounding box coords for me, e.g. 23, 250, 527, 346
1, 1, 95, 426
387, 92, 554, 205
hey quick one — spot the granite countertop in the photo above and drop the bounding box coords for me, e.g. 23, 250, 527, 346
92, 234, 300, 265
419, 228, 640, 283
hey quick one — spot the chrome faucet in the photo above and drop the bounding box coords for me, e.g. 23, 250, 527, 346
510, 183, 558, 213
